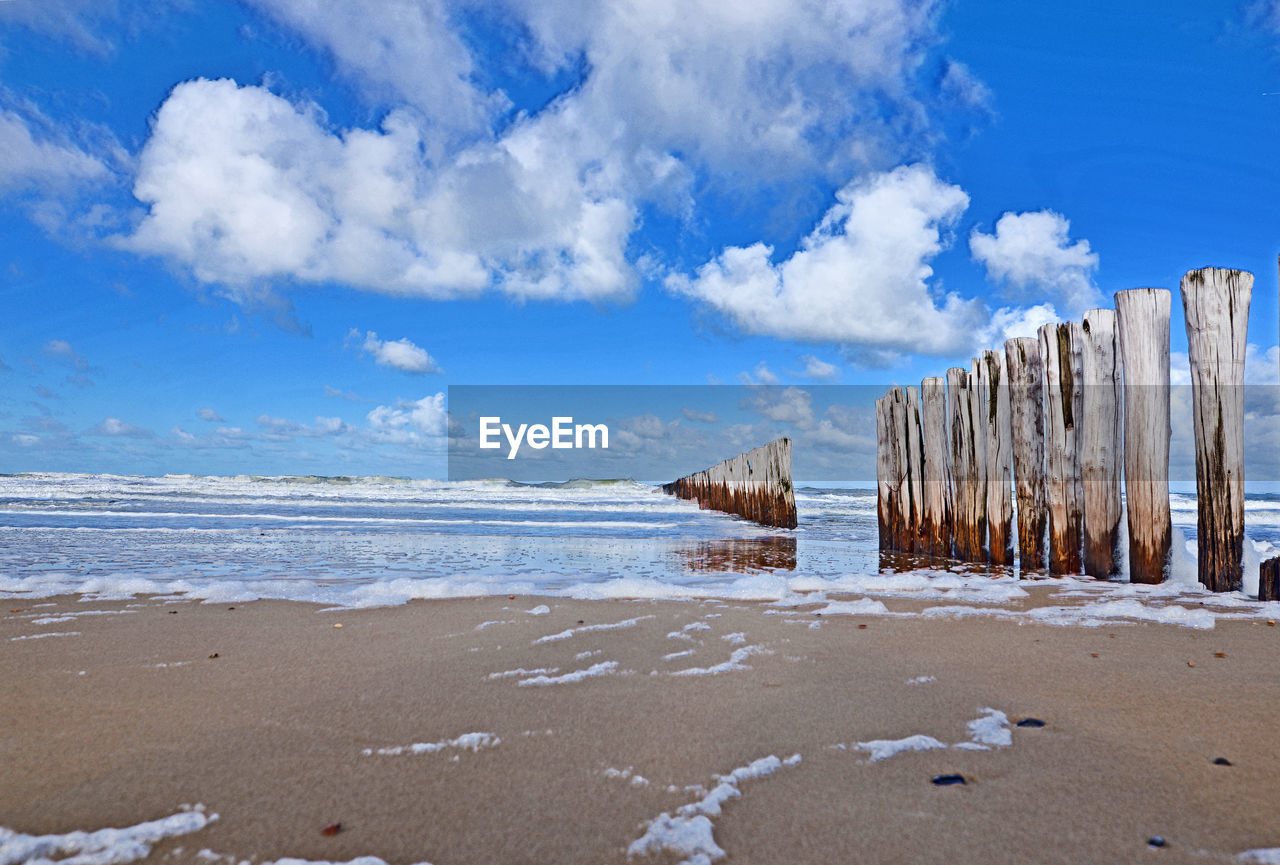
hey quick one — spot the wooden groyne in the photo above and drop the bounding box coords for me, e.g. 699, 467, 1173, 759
1182, 267, 1252, 593
979, 350, 1013, 565
1005, 337, 1046, 572
1080, 308, 1123, 578
1115, 288, 1172, 584
875, 264, 1263, 596
1040, 321, 1084, 575
664, 438, 798, 529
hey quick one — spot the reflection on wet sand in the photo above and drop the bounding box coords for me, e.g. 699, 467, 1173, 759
674, 536, 797, 573
877, 549, 1017, 577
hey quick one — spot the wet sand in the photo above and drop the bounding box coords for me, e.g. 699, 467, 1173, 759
3, 590, 1279, 865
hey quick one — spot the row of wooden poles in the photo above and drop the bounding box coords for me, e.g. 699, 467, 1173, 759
876, 266, 1257, 594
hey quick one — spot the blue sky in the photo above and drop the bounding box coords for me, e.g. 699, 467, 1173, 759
1, 0, 1278, 478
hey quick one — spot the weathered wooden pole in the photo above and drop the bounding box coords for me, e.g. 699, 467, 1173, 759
947, 367, 984, 561
876, 395, 893, 549
1261, 557, 1280, 602
1039, 322, 1084, 574
1005, 337, 1046, 573
978, 350, 1013, 565
1181, 267, 1252, 593
904, 385, 926, 551
970, 358, 989, 561
920, 376, 952, 558
1080, 309, 1124, 578
1115, 288, 1172, 584
888, 386, 912, 552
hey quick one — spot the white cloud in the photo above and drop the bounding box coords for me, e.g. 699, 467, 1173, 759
0, 110, 108, 190
970, 210, 1101, 315
197, 407, 224, 422
112, 2, 972, 309
90, 417, 151, 437
743, 386, 815, 428
681, 407, 719, 424
0, 0, 118, 54
980, 302, 1060, 347
121, 78, 633, 302
668, 164, 981, 355
939, 59, 993, 113
242, 0, 503, 148
798, 354, 840, 382
366, 393, 447, 442
750, 362, 779, 386
43, 339, 89, 370
1245, 343, 1280, 385
353, 330, 441, 374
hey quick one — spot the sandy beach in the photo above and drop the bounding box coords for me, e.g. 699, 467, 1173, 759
4, 590, 1280, 865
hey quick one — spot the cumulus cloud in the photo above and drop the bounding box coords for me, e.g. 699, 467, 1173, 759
970, 210, 1102, 315
110, 1, 973, 309
366, 393, 447, 442
742, 386, 816, 428
352, 329, 441, 374
668, 164, 980, 355
89, 417, 151, 437
121, 78, 633, 302
197, 407, 224, 422
798, 354, 840, 382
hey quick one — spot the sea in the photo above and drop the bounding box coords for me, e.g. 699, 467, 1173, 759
2, 473, 1279, 615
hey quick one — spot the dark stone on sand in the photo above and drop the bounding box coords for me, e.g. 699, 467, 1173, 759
1212, 757, 1232, 766
1148, 836, 1166, 848
1016, 718, 1046, 728
931, 774, 966, 786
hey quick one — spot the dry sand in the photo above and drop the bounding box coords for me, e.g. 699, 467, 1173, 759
3, 590, 1279, 865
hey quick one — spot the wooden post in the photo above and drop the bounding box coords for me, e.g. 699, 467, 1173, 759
1181, 267, 1252, 593
1080, 309, 1124, 577
970, 358, 989, 561
889, 386, 913, 552
1115, 288, 1172, 584
1261, 557, 1280, 602
1005, 337, 1046, 573
905, 385, 926, 552
663, 438, 798, 529
978, 350, 1013, 565
947, 367, 984, 561
1039, 322, 1084, 574
920, 376, 952, 558
876, 396, 892, 549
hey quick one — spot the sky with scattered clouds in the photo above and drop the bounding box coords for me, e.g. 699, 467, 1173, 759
1, 0, 1278, 477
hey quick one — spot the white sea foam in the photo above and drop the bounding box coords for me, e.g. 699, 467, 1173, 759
851, 708, 1012, 761
363, 732, 499, 756
487, 667, 557, 679
0, 806, 215, 865
629, 754, 800, 864
1239, 849, 1280, 864
668, 645, 770, 677
10, 631, 80, 641
516, 661, 619, 686
532, 615, 655, 644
